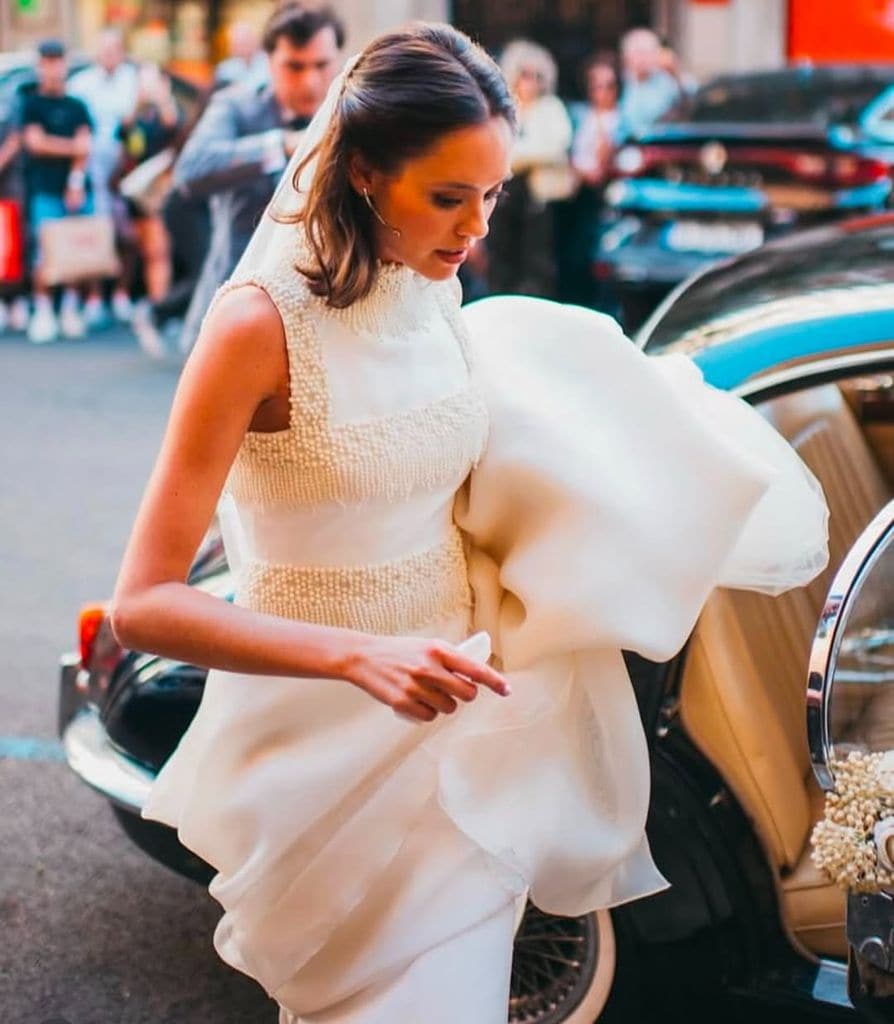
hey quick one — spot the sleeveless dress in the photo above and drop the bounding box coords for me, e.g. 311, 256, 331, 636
142, 259, 526, 1022
143, 251, 831, 1023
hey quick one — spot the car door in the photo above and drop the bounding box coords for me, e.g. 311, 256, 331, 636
808, 497, 894, 1017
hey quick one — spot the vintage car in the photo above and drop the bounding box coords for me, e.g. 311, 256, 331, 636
598, 64, 894, 331
59, 214, 894, 1022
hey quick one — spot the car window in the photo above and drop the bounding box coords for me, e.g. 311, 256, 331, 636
663, 70, 894, 126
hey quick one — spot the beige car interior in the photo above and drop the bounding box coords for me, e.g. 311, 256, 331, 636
680, 379, 894, 960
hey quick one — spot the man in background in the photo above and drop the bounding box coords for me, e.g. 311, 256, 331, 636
617, 27, 682, 141
215, 21, 270, 90
133, 2, 344, 357
21, 39, 93, 343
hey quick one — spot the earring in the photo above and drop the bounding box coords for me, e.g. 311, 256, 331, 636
362, 187, 402, 238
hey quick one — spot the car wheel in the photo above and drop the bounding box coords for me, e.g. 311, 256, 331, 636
111, 804, 214, 885
509, 903, 615, 1023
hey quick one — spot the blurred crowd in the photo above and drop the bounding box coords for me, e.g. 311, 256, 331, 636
0, 2, 694, 354
472, 26, 694, 310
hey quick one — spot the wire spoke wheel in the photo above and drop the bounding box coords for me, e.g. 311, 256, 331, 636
509, 903, 602, 1024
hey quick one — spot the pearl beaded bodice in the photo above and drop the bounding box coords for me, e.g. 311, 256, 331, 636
215, 255, 489, 636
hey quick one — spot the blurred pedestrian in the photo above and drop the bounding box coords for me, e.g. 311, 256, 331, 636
558, 54, 620, 308
116, 64, 180, 309
658, 42, 697, 99
215, 21, 269, 89
0, 96, 29, 332
487, 40, 573, 298
20, 39, 94, 344
68, 26, 138, 326
572, 56, 620, 187
617, 27, 682, 141
157, 2, 344, 358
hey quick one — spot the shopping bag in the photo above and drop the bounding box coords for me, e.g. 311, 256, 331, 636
118, 148, 175, 216
0, 198, 24, 283
39, 213, 122, 285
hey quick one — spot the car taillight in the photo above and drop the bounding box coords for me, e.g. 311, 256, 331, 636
792, 153, 828, 179
79, 604, 107, 668
830, 156, 889, 187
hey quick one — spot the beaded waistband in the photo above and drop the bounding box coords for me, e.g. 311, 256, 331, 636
237, 527, 471, 636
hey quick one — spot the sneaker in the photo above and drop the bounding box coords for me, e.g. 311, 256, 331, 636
28, 304, 58, 344
9, 297, 30, 332
131, 299, 167, 360
83, 295, 111, 331
60, 303, 85, 339
111, 290, 133, 323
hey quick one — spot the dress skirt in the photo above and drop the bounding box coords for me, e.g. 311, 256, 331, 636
275, 794, 520, 1023
143, 612, 538, 1021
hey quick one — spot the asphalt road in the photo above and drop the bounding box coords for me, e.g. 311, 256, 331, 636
0, 327, 274, 1024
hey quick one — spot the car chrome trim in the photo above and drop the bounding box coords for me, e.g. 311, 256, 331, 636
62, 707, 153, 814
635, 260, 726, 350
733, 348, 894, 404
807, 499, 894, 789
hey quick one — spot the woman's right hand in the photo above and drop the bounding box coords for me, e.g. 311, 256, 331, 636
342, 635, 511, 723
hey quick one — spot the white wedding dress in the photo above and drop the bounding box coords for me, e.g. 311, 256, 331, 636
143, 255, 541, 1022
143, 228, 829, 1022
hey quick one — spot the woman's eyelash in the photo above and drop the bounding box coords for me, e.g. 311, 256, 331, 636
433, 190, 506, 209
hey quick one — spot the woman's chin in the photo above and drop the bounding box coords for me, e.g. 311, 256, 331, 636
420, 254, 463, 281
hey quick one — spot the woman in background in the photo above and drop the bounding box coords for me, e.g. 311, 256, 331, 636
486, 39, 572, 298
563, 53, 621, 310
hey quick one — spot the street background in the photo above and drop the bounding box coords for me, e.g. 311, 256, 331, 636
0, 329, 273, 1022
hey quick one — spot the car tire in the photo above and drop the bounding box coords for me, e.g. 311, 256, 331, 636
509, 903, 616, 1023
110, 803, 214, 885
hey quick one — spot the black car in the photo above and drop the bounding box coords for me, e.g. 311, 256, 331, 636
599, 64, 894, 331
59, 214, 894, 1022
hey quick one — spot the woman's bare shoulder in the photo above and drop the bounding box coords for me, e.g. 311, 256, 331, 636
206, 283, 285, 342
180, 283, 292, 410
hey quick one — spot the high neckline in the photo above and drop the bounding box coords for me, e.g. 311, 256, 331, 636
327, 258, 438, 337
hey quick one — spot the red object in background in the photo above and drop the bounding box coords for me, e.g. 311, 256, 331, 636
0, 199, 23, 284
789, 0, 894, 62
78, 604, 108, 669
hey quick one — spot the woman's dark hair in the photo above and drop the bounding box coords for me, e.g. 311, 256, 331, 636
292, 22, 516, 308
262, 2, 346, 53
580, 50, 619, 93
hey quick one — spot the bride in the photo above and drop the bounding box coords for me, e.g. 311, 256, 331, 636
110, 21, 828, 1024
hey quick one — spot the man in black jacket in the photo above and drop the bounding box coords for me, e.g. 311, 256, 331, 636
134, 3, 344, 357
